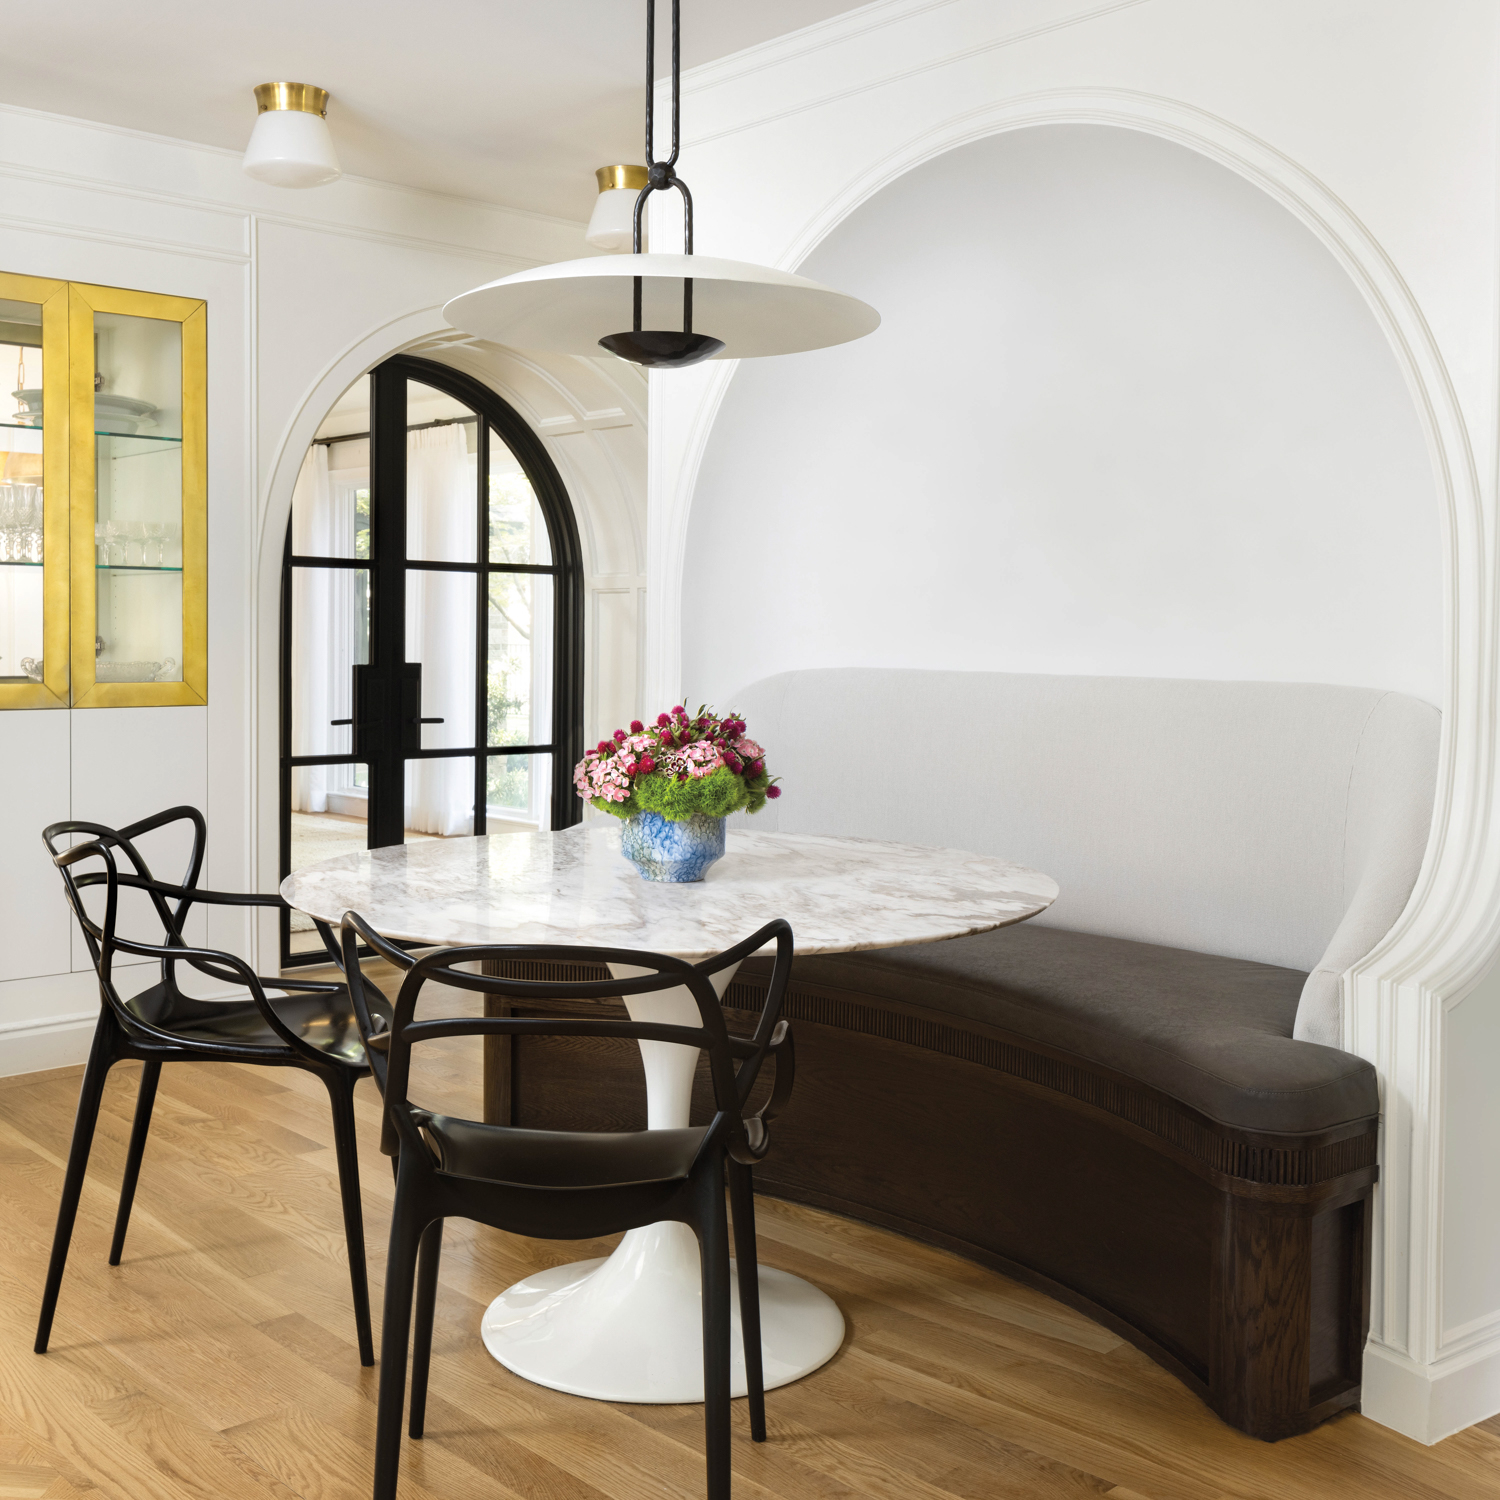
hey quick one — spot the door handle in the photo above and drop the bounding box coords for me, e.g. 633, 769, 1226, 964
409, 717, 444, 724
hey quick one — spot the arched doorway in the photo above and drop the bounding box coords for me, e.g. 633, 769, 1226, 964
279, 354, 584, 963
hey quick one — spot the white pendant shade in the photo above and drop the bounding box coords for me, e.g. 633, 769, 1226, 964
443, 253, 881, 360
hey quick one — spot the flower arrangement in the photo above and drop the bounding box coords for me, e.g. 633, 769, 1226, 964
574, 705, 781, 821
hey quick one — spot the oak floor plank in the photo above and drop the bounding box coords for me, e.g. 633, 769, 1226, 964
1, 1016, 1497, 1500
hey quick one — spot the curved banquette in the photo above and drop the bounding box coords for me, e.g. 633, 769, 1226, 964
485, 669, 1439, 1441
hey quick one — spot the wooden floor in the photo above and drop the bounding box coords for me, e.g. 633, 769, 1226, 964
3, 976, 1500, 1500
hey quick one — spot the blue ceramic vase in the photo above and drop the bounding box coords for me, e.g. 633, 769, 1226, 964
621, 811, 727, 882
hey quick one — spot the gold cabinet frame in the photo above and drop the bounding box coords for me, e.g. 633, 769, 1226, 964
69, 283, 207, 708
0, 271, 70, 709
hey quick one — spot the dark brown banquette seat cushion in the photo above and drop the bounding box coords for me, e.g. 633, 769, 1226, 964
741, 922, 1379, 1136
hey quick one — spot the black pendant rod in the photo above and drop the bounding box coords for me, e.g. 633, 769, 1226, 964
599, 0, 722, 365
632, 0, 694, 261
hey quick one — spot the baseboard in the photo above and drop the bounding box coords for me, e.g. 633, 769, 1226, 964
1362, 1335, 1500, 1442
0, 1011, 95, 1076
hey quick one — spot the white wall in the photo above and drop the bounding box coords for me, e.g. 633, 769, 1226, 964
647, 0, 1500, 1445
683, 124, 1439, 710
0, 105, 645, 1072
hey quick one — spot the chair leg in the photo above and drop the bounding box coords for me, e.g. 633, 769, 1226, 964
36, 1017, 116, 1353
697, 1178, 733, 1500
374, 1193, 424, 1500
109, 1059, 160, 1267
323, 1067, 375, 1367
408, 1219, 444, 1439
727, 1158, 766, 1441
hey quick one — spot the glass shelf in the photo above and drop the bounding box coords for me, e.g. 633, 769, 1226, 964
96, 564, 182, 573
0, 559, 41, 568
0, 420, 182, 451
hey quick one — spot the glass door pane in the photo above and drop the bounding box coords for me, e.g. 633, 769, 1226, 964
0, 297, 45, 685
407, 381, 476, 562
489, 430, 551, 563
488, 571, 553, 748
91, 310, 184, 683
487, 751, 552, 832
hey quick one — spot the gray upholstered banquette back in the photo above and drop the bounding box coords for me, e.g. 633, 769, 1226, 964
728, 669, 1440, 1046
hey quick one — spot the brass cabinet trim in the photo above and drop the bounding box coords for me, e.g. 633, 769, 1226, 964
67, 281, 208, 709
0, 273, 69, 709
2, 273, 207, 710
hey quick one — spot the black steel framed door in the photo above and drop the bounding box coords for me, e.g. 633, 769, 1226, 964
280, 355, 584, 965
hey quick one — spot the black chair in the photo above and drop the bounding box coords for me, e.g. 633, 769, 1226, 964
339, 911, 797, 1500
36, 807, 388, 1366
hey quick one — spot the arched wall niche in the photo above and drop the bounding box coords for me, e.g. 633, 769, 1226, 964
653, 82, 1490, 1432
252, 312, 647, 956
683, 121, 1442, 708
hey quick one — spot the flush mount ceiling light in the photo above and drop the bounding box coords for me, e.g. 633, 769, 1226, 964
243, 82, 341, 188
587, 165, 650, 252
443, 0, 879, 369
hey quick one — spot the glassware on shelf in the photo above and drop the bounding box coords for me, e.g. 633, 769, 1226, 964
144, 520, 165, 567
105, 520, 124, 567
94, 656, 176, 683
163, 520, 181, 569
0, 485, 43, 563
124, 519, 146, 567
20, 657, 42, 682
95, 523, 108, 567
23, 488, 42, 562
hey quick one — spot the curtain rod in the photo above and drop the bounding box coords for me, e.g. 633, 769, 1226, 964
312, 413, 478, 447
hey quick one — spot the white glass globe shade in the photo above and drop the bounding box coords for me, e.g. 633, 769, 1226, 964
586, 187, 645, 253
243, 109, 341, 188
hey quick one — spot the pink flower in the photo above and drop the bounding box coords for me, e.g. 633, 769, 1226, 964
732, 736, 764, 761
671, 705, 685, 716
613, 729, 626, 743
597, 740, 611, 754
630, 719, 644, 733
656, 712, 671, 727
681, 741, 725, 778
766, 785, 782, 799
639, 754, 656, 774
750, 759, 764, 776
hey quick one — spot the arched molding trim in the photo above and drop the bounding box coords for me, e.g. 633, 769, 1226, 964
650, 87, 1485, 1395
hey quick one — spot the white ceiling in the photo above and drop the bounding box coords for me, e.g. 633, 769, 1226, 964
0, 1, 863, 221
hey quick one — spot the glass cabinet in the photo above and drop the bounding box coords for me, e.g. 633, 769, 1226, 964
0, 273, 206, 710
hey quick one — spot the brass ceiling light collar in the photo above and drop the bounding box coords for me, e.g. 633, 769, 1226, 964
253, 82, 330, 118
596, 165, 649, 193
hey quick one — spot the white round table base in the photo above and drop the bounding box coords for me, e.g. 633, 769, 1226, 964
480, 1220, 846, 1403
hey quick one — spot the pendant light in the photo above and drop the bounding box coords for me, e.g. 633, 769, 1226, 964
443, 0, 879, 369
243, 83, 341, 188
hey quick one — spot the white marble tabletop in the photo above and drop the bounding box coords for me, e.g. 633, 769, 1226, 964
280, 822, 1058, 960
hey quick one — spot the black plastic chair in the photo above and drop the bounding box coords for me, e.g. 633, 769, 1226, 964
339, 911, 796, 1500
36, 807, 388, 1366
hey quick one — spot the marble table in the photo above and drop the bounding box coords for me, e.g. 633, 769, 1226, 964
282, 821, 1057, 1405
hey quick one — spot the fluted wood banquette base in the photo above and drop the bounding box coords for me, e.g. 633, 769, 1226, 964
481, 947, 1378, 1443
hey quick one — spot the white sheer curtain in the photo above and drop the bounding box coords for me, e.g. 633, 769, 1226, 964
405, 425, 476, 835
290, 446, 358, 813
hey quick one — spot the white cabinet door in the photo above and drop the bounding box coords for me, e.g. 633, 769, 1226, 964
0, 709, 72, 984
69, 704, 208, 971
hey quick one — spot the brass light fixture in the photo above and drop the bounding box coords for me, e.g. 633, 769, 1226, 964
243, 83, 341, 189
